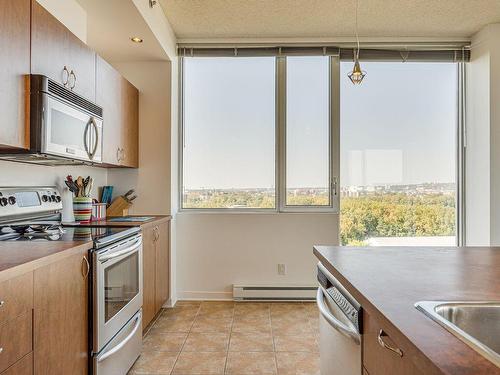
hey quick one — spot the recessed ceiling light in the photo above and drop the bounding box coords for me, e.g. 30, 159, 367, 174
130, 36, 143, 43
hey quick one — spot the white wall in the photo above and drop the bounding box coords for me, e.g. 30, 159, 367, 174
107, 61, 172, 215
466, 24, 500, 245
36, 0, 87, 42
176, 213, 338, 300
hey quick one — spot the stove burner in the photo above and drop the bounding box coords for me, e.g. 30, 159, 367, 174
0, 224, 65, 241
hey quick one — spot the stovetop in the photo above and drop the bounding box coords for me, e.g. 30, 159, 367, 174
0, 225, 140, 247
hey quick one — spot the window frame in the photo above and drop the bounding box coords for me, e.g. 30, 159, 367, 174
178, 55, 340, 213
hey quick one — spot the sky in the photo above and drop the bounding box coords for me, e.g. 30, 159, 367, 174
182, 57, 457, 190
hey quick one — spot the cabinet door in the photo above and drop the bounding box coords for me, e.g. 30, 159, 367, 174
33, 250, 89, 375
142, 225, 157, 329
121, 79, 139, 168
155, 222, 170, 311
0, 0, 30, 150
363, 310, 423, 375
31, 1, 96, 101
96, 56, 122, 166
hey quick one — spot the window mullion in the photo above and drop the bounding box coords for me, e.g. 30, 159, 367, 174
330, 55, 340, 212
277, 57, 287, 212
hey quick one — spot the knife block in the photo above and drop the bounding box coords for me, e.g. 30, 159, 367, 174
106, 196, 131, 217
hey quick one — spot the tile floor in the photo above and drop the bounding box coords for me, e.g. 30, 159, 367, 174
129, 301, 320, 375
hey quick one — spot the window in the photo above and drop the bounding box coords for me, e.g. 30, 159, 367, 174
285, 57, 330, 207
182, 57, 276, 209
340, 62, 459, 246
181, 56, 337, 211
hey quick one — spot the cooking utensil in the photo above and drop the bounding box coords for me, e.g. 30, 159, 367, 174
76, 176, 84, 197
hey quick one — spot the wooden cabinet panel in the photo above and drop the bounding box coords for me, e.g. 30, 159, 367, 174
96, 56, 139, 168
0, 272, 33, 325
0, 312, 32, 373
155, 222, 170, 311
33, 250, 89, 375
0, 0, 30, 150
363, 310, 423, 375
1, 353, 33, 375
31, 1, 96, 101
142, 225, 157, 328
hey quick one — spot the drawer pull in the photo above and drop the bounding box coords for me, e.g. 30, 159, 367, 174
0, 347, 3, 354
378, 329, 403, 357
0, 300, 4, 307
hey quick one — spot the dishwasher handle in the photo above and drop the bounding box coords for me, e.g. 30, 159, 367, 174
317, 287, 361, 345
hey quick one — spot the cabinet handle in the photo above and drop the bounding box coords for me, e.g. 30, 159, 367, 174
153, 227, 160, 242
62, 66, 70, 87
82, 256, 90, 278
121, 148, 126, 162
116, 147, 122, 162
69, 70, 77, 90
377, 330, 403, 357
0, 347, 3, 354
0, 300, 4, 307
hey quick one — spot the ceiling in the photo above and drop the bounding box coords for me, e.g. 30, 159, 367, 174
77, 0, 168, 62
159, 0, 500, 41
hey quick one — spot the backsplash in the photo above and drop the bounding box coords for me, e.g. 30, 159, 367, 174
0, 160, 107, 221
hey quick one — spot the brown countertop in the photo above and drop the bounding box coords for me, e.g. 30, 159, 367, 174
0, 239, 93, 282
66, 215, 172, 228
313, 246, 500, 375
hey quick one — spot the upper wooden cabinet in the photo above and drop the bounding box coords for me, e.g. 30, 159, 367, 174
0, 0, 30, 150
96, 56, 139, 168
31, 1, 96, 101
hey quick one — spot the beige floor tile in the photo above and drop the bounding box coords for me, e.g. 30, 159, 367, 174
183, 332, 230, 352
143, 332, 188, 352
229, 332, 274, 352
275, 352, 320, 375
172, 352, 227, 375
191, 317, 233, 333
129, 351, 178, 374
232, 318, 272, 334
151, 316, 195, 333
163, 306, 200, 320
273, 335, 318, 352
226, 352, 277, 374
175, 301, 203, 307
271, 319, 313, 335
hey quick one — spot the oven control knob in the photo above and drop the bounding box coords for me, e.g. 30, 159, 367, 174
41, 195, 49, 202
55, 196, 62, 203
50, 195, 57, 202
0, 197, 8, 207
8, 196, 16, 205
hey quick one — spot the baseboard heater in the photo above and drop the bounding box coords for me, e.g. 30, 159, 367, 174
233, 285, 317, 301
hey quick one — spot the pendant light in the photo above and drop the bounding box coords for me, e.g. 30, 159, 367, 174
348, 0, 366, 84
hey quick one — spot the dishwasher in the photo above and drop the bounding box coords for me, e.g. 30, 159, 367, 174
317, 263, 362, 375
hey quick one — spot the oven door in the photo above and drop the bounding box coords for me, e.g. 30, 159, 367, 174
94, 234, 143, 353
42, 94, 103, 162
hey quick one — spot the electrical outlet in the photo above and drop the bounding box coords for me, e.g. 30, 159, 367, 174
277, 263, 286, 275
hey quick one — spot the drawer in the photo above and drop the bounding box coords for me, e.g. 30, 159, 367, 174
0, 272, 33, 324
1, 352, 32, 375
362, 310, 423, 375
0, 312, 32, 372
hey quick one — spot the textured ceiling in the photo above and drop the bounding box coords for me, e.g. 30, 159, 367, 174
159, 0, 500, 40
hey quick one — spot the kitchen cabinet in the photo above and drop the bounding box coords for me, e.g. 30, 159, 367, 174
31, 0, 96, 101
363, 310, 423, 375
0, 0, 30, 150
1, 353, 33, 375
142, 222, 170, 329
96, 56, 139, 168
33, 249, 89, 375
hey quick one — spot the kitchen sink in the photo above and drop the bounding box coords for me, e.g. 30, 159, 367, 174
415, 301, 500, 367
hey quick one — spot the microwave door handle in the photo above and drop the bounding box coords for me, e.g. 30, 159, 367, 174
83, 120, 91, 157
99, 238, 143, 262
88, 119, 99, 160
97, 312, 142, 363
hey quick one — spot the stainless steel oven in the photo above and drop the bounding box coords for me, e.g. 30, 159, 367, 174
93, 232, 143, 374
0, 75, 103, 165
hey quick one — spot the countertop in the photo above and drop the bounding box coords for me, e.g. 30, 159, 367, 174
313, 246, 500, 375
65, 215, 172, 228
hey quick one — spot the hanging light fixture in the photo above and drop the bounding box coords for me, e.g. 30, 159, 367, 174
348, 0, 366, 85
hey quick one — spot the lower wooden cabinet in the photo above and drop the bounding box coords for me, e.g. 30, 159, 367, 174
363, 310, 424, 375
0, 311, 32, 373
33, 249, 89, 375
142, 221, 170, 329
1, 353, 33, 375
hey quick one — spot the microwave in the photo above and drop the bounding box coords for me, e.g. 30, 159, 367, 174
0, 75, 103, 165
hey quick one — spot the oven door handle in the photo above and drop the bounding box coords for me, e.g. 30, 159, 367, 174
317, 287, 360, 344
97, 312, 142, 363
98, 238, 142, 262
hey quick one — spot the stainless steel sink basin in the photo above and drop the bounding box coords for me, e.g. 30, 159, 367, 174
415, 301, 500, 367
